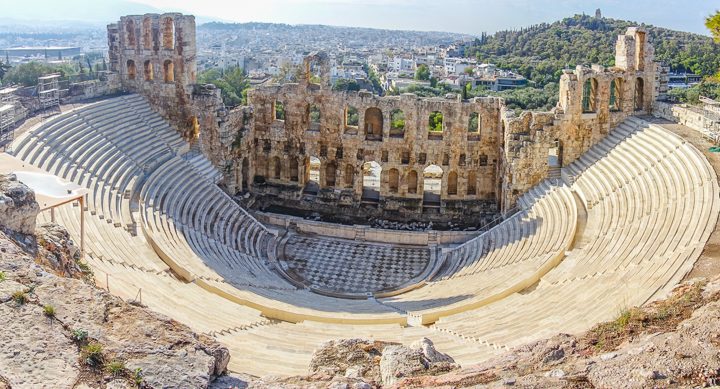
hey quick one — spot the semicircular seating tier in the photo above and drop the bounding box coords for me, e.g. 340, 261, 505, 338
10, 94, 719, 377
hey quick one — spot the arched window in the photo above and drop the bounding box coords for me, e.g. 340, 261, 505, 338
163, 60, 174, 83
407, 170, 418, 194
289, 159, 299, 182
609, 78, 623, 111
361, 161, 381, 201
388, 168, 399, 193
390, 109, 405, 138
344, 164, 354, 188
162, 17, 175, 50
304, 156, 320, 194
143, 60, 153, 81
582, 78, 598, 113
447, 171, 458, 195
364, 107, 383, 141
272, 156, 281, 179
467, 171, 477, 195
142, 17, 152, 50
468, 112, 479, 133
126, 60, 136, 80
308, 105, 321, 131
423, 165, 443, 205
325, 161, 337, 187
274, 101, 285, 121
125, 19, 136, 47
635, 77, 644, 111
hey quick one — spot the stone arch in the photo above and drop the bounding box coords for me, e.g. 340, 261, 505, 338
582, 78, 598, 113
125, 19, 136, 48
447, 171, 458, 195
361, 161, 381, 201
390, 109, 405, 138
271, 156, 281, 180
126, 60, 136, 80
388, 168, 399, 194
162, 17, 175, 50
143, 60, 153, 81
344, 164, 354, 189
142, 17, 152, 50
467, 171, 477, 195
163, 60, 174, 83
255, 155, 267, 184
364, 107, 383, 141
423, 164, 443, 205
407, 170, 418, 194
325, 161, 337, 187
289, 158, 299, 182
635, 77, 644, 111
610, 78, 623, 111
304, 156, 321, 194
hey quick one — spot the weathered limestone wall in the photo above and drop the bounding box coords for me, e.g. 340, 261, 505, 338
500, 27, 657, 208
105, 15, 659, 216
653, 101, 720, 144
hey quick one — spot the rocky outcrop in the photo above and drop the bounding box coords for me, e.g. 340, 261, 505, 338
379, 338, 457, 386
0, 177, 229, 388
0, 174, 39, 235
35, 222, 83, 278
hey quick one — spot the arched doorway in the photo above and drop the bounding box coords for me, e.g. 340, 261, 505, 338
364, 107, 383, 141
304, 156, 321, 194
325, 161, 337, 187
388, 168, 399, 194
423, 164, 443, 206
407, 170, 418, 194
447, 171, 458, 195
361, 161, 381, 202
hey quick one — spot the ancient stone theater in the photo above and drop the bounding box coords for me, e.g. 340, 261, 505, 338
7, 13, 719, 377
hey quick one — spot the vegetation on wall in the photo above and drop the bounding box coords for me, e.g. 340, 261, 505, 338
1, 61, 78, 86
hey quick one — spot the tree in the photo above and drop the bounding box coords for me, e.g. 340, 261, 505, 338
707, 11, 720, 42
197, 66, 250, 107
332, 79, 361, 92
464, 67, 475, 76
2, 62, 77, 86
415, 64, 430, 81
0, 60, 10, 81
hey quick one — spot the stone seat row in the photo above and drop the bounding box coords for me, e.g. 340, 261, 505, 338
378, 182, 577, 320
426, 118, 719, 358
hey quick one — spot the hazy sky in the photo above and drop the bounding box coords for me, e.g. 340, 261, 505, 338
2, 0, 717, 35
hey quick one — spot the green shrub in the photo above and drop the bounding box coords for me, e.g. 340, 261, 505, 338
82, 342, 104, 367
43, 304, 55, 317
0, 271, 5, 282
12, 290, 27, 305
132, 368, 144, 385
106, 360, 126, 377
71, 329, 88, 343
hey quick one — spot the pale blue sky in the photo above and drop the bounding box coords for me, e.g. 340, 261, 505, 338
2, 0, 717, 35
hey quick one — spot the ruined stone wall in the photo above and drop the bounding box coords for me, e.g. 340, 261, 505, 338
105, 16, 660, 217
500, 27, 657, 208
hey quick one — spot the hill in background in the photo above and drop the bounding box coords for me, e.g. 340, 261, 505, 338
466, 13, 720, 87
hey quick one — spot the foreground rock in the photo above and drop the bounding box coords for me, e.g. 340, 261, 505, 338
0, 175, 229, 388
252, 278, 720, 389
252, 338, 458, 388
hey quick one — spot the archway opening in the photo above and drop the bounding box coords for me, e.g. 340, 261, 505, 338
163, 60, 174, 83
162, 17, 175, 50
423, 164, 443, 206
142, 17, 152, 50
241, 158, 249, 192
143, 60, 153, 81
325, 161, 337, 187
126, 60, 136, 80
365, 107, 383, 141
467, 171, 477, 195
344, 164, 354, 189
361, 161, 381, 202
447, 171, 458, 195
582, 78, 598, 113
289, 158, 299, 182
388, 168, 399, 194
610, 78, 623, 111
304, 156, 321, 194
407, 170, 418, 194
390, 109, 405, 138
272, 156, 281, 180
548, 139, 563, 168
